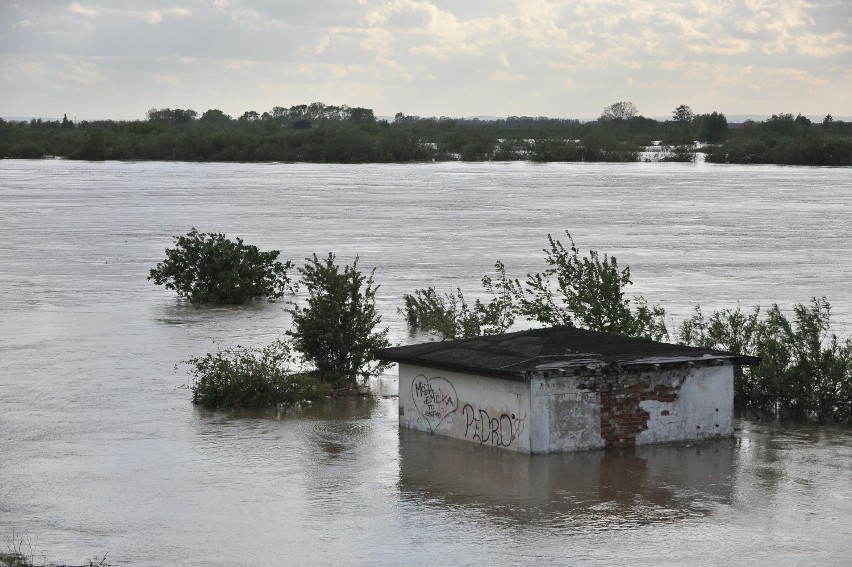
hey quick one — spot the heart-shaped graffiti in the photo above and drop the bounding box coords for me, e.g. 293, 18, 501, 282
411, 375, 458, 432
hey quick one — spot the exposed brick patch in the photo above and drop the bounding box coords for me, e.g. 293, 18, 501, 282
600, 378, 680, 448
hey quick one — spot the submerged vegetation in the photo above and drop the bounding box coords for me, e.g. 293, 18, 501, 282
149, 234, 390, 409
2, 102, 849, 166
161, 225, 851, 421
187, 340, 332, 408
1, 532, 108, 567
404, 232, 668, 341
704, 113, 852, 166
679, 298, 852, 424
287, 253, 390, 389
403, 233, 852, 424
149, 229, 291, 304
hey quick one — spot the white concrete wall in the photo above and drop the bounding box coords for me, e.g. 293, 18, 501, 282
637, 365, 734, 445
529, 375, 605, 453
398, 364, 532, 453
397, 363, 735, 453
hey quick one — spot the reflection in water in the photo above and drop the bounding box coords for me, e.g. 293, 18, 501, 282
398, 429, 733, 532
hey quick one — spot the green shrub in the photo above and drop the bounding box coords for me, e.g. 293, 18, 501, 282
0, 553, 29, 567
402, 261, 515, 340
188, 340, 331, 409
660, 145, 696, 162
403, 232, 667, 341
402, 286, 512, 340
679, 297, 852, 423
288, 253, 390, 388
149, 228, 292, 304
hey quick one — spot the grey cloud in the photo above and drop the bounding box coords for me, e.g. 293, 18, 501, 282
2, 0, 850, 120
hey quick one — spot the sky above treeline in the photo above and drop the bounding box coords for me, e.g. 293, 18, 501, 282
2, 0, 850, 121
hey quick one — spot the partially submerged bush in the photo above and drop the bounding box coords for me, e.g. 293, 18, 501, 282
188, 340, 331, 409
402, 264, 515, 340
403, 232, 667, 341
679, 297, 852, 424
149, 228, 292, 304
288, 253, 390, 388
659, 145, 696, 162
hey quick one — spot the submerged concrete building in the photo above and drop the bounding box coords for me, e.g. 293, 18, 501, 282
374, 327, 759, 453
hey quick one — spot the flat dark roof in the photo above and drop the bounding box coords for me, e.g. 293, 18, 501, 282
374, 326, 760, 381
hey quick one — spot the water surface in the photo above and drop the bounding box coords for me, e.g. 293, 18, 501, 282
1, 160, 851, 565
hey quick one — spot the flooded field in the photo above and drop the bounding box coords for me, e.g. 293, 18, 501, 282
1, 160, 851, 565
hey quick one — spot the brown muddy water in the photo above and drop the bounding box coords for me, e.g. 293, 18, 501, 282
1, 160, 851, 565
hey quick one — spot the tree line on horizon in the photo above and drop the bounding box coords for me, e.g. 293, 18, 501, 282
1, 101, 850, 166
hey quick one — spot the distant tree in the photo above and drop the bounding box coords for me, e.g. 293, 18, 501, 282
764, 113, 797, 136
61, 113, 74, 129
795, 114, 812, 127
79, 128, 106, 160
199, 109, 232, 126
823, 114, 834, 126
600, 101, 638, 121
173, 109, 198, 125
239, 110, 260, 122
147, 107, 197, 126
672, 104, 694, 124
305, 102, 329, 122
349, 107, 376, 125
696, 111, 729, 143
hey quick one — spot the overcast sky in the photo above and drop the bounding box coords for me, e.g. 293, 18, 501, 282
2, 0, 850, 121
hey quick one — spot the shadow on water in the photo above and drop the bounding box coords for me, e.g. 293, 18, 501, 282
397, 428, 734, 533
150, 298, 287, 326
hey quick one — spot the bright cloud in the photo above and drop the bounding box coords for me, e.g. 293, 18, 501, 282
0, 0, 848, 120
68, 3, 98, 16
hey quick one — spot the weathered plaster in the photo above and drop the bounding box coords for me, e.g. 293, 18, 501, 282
529, 376, 604, 453
398, 362, 735, 454
637, 365, 734, 445
399, 363, 532, 453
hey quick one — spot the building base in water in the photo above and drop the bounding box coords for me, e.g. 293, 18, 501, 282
374, 327, 760, 453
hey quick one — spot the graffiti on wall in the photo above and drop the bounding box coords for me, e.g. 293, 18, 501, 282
410, 374, 527, 447
462, 404, 526, 448
411, 374, 458, 432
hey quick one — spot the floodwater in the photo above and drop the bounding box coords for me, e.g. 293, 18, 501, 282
1, 160, 851, 566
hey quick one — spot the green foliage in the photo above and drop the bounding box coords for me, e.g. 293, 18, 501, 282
403, 233, 667, 341
696, 111, 729, 143
527, 138, 585, 162
288, 253, 390, 388
1, 103, 847, 165
402, 263, 515, 340
506, 233, 667, 340
672, 104, 694, 124
149, 228, 292, 304
679, 298, 852, 423
600, 101, 639, 121
0, 554, 27, 567
659, 145, 696, 162
581, 129, 640, 162
705, 129, 852, 166
78, 128, 107, 160
188, 340, 331, 409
